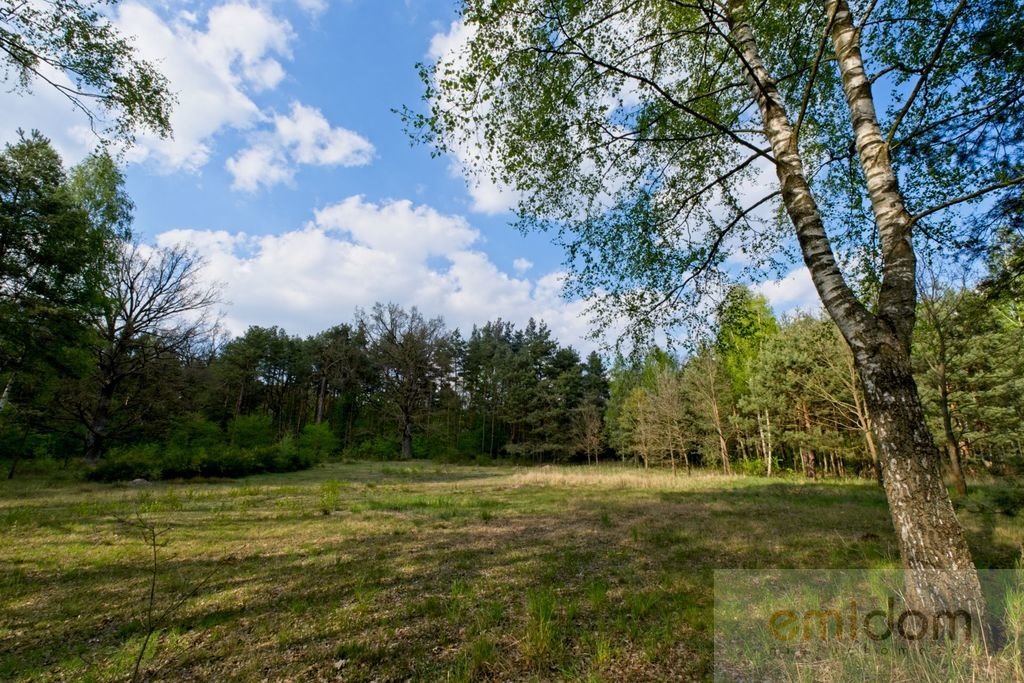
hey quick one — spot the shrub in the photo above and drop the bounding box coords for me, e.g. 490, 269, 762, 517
160, 445, 201, 479
198, 447, 256, 478
253, 444, 283, 472
275, 435, 303, 471
89, 445, 163, 482
169, 414, 225, 451
298, 423, 339, 461
319, 480, 342, 514
89, 423, 325, 482
734, 458, 768, 476
344, 436, 401, 461
228, 415, 276, 449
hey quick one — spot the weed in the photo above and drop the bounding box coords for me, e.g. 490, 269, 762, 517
319, 480, 342, 514
525, 587, 561, 667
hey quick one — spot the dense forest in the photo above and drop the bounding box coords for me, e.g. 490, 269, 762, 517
3, 132, 1022, 488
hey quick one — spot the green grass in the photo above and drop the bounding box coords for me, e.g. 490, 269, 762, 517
0, 461, 1021, 681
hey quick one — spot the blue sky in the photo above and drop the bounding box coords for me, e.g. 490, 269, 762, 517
0, 0, 818, 348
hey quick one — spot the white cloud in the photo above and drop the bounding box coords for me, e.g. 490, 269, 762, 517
427, 20, 521, 215
226, 102, 374, 191
225, 144, 293, 192
513, 258, 533, 273
116, 2, 295, 171
314, 195, 474, 257
753, 268, 822, 314
156, 196, 595, 349
294, 0, 328, 16
0, 2, 296, 170
274, 103, 374, 166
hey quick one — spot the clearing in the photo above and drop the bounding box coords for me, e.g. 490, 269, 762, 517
1, 462, 1022, 681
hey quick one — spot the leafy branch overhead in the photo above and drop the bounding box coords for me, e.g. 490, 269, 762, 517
415, 0, 1023, 338
0, 0, 174, 144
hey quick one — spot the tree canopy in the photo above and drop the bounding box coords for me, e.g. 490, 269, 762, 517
415, 0, 1023, 338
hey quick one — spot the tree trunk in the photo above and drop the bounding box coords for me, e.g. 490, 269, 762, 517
0, 372, 14, 412
315, 375, 328, 424
709, 395, 731, 474
727, 0, 985, 624
800, 401, 817, 479
849, 349, 883, 484
401, 414, 414, 459
760, 409, 774, 477
855, 344, 984, 621
489, 410, 496, 457
85, 384, 116, 462
856, 381, 883, 485
937, 356, 968, 496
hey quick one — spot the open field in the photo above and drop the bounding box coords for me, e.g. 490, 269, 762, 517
2, 462, 1023, 681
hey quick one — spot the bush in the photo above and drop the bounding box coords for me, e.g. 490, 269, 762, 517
89, 444, 163, 482
228, 415, 276, 449
252, 444, 282, 472
275, 435, 302, 471
169, 414, 225, 451
734, 458, 768, 476
298, 423, 339, 461
344, 436, 402, 461
160, 445, 201, 479
88, 422, 326, 482
198, 447, 256, 478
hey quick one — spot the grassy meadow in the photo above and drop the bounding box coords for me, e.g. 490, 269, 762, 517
2, 462, 1024, 681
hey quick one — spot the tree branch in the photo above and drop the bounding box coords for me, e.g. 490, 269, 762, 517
910, 174, 1024, 226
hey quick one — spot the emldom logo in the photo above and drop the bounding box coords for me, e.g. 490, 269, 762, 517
767, 596, 973, 642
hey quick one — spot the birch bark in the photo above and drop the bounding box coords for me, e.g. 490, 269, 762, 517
726, 0, 984, 624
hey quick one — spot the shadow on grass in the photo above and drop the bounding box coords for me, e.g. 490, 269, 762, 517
1, 470, 1022, 681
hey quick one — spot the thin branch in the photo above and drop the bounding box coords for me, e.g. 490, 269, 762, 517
644, 190, 782, 316
885, 0, 968, 147
910, 174, 1024, 226
795, 3, 839, 142
530, 27, 776, 167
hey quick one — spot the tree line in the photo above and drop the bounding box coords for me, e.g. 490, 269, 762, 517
2, 133, 1021, 488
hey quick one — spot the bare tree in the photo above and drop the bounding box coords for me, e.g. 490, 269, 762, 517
80, 244, 220, 460
362, 303, 452, 459
574, 402, 605, 465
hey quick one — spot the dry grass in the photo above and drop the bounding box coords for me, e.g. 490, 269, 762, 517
0, 461, 1021, 681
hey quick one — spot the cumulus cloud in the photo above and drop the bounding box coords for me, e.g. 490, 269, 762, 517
0, 1, 295, 170
427, 20, 521, 215
753, 268, 822, 314
275, 103, 374, 166
225, 144, 294, 192
513, 258, 533, 273
227, 102, 374, 191
118, 2, 295, 171
157, 196, 595, 348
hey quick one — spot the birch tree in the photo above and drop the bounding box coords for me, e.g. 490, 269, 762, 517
415, 0, 1023, 619
1, 0, 173, 144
